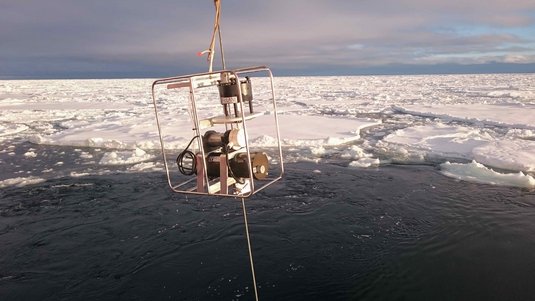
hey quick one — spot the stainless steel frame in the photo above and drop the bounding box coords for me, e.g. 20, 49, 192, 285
151, 66, 284, 198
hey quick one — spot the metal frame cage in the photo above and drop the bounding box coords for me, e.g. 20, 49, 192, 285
151, 66, 284, 198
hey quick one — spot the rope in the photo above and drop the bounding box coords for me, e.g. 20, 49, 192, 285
197, 0, 226, 71
204, 3, 257, 298
206, 0, 221, 72
241, 197, 259, 301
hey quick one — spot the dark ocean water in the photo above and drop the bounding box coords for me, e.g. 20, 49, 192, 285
1, 150, 535, 300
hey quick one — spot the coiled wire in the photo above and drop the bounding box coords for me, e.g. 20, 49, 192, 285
176, 136, 198, 175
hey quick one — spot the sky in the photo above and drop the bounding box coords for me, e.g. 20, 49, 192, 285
1, 0, 535, 79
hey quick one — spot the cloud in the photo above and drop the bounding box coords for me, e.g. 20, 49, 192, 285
1, 0, 534, 77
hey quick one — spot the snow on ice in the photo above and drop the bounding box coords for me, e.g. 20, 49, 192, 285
1, 74, 534, 188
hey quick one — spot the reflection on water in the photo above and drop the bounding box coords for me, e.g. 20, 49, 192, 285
1, 162, 534, 300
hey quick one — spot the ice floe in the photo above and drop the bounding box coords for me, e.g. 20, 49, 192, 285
99, 148, 155, 165
394, 103, 535, 130
1, 74, 534, 187
441, 161, 535, 189
0, 176, 46, 188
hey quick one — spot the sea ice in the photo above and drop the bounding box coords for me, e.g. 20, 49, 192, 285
380, 123, 491, 161
441, 161, 535, 189
24, 151, 37, 158
348, 158, 380, 168
395, 103, 535, 130
0, 124, 28, 138
1, 74, 534, 187
0, 176, 46, 188
99, 148, 155, 165
380, 123, 535, 174
473, 139, 535, 172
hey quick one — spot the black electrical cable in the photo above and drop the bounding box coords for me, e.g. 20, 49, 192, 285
176, 136, 199, 175
224, 145, 245, 184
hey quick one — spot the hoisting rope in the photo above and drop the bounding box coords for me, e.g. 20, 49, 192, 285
198, 0, 225, 72
241, 197, 260, 301
199, 1, 259, 299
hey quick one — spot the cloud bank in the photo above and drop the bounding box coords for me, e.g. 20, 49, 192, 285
1, 0, 534, 78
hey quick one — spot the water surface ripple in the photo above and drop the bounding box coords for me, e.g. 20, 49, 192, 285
1, 162, 534, 300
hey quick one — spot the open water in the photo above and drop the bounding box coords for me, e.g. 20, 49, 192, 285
1, 143, 535, 300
